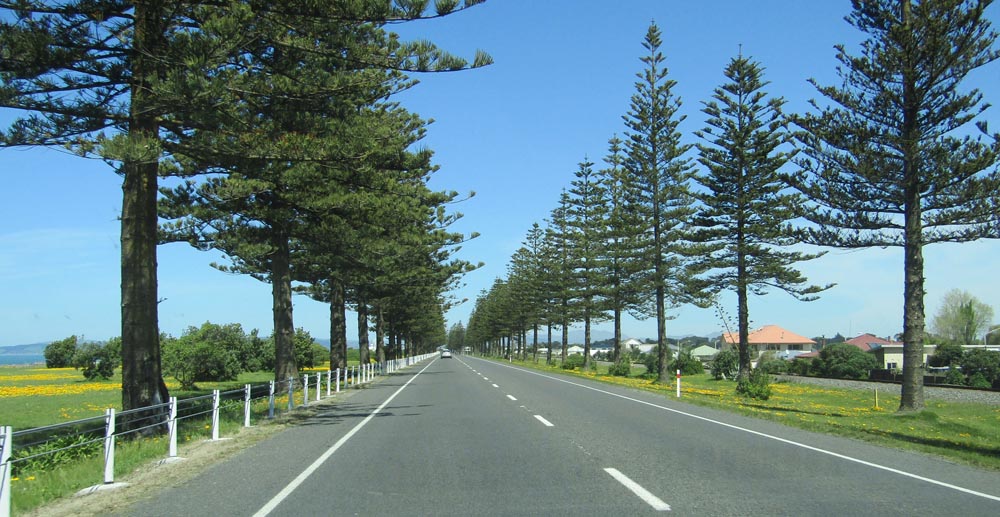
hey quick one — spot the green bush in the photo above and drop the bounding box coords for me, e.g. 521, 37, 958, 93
812, 343, 879, 379
736, 368, 772, 400
670, 350, 704, 376
967, 372, 993, 389
789, 357, 811, 376
757, 356, 788, 375
71, 341, 117, 380
944, 366, 966, 385
642, 352, 660, 377
561, 354, 585, 370
959, 349, 1000, 384
608, 359, 631, 377
929, 342, 964, 367
162, 326, 241, 389
44, 336, 78, 368
711, 349, 738, 380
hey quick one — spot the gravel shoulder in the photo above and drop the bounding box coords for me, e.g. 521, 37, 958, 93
775, 374, 1000, 405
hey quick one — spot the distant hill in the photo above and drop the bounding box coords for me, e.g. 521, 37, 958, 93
0, 342, 47, 355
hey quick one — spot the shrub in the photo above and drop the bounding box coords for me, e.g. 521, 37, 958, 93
711, 349, 738, 380
71, 341, 117, 380
670, 350, 704, 376
561, 354, 585, 370
44, 336, 78, 368
162, 328, 241, 389
958, 349, 1000, 384
967, 372, 992, 389
944, 366, 966, 385
736, 368, 772, 400
642, 352, 660, 377
757, 356, 788, 375
928, 342, 964, 367
789, 357, 811, 376
812, 343, 879, 379
608, 359, 631, 377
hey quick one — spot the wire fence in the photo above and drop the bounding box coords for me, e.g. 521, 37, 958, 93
0, 353, 435, 516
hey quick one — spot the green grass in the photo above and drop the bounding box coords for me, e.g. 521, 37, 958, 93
508, 357, 1000, 470
0, 363, 354, 514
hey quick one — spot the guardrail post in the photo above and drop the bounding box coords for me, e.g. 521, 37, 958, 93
244, 384, 252, 428
287, 377, 294, 411
2, 425, 11, 516
211, 390, 220, 441
676, 370, 681, 398
103, 408, 116, 484
268, 380, 275, 419
303, 375, 310, 406
326, 370, 332, 398
354, 366, 359, 386
315, 374, 321, 402
335, 368, 341, 393
168, 397, 178, 458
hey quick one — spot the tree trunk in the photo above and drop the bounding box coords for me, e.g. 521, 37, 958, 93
358, 301, 370, 366
121, 1, 168, 425
583, 306, 592, 368
532, 324, 538, 363
375, 304, 385, 364
613, 307, 622, 363
656, 284, 669, 383
899, 0, 925, 412
329, 279, 347, 370
546, 323, 553, 364
561, 320, 568, 362
737, 234, 751, 383
271, 230, 297, 383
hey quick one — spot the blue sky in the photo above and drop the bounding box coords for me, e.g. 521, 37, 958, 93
2, 0, 999, 347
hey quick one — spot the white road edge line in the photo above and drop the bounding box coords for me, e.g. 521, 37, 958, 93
252, 360, 436, 517
478, 358, 1000, 503
507, 395, 517, 401
534, 415, 554, 427
604, 468, 671, 511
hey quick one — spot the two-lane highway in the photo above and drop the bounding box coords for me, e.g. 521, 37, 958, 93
125, 355, 1000, 516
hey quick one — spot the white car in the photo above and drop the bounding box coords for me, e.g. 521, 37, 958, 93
440, 350, 452, 358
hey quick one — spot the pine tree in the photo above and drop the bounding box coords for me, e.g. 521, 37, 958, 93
622, 22, 698, 382
596, 136, 649, 363
545, 191, 577, 362
693, 54, 832, 382
565, 158, 608, 367
790, 0, 1000, 411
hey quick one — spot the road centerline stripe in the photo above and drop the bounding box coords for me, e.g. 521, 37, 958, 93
252, 360, 436, 517
507, 394, 517, 401
605, 468, 671, 511
492, 383, 499, 388
534, 415, 554, 427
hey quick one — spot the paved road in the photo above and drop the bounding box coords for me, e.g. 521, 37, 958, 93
124, 356, 1000, 516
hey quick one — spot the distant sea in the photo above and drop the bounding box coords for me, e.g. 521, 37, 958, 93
0, 354, 45, 366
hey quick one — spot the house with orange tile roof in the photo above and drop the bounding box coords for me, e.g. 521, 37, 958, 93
722, 325, 816, 364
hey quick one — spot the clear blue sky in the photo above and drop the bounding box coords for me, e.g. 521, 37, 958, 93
2, 0, 999, 346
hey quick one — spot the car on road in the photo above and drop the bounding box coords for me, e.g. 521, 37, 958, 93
440, 350, 452, 358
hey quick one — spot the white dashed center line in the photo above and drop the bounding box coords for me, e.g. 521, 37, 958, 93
533, 415, 554, 427
604, 468, 671, 511
506, 395, 517, 401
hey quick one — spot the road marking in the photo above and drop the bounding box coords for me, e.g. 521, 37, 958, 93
483, 377, 489, 381
476, 358, 1000, 503
605, 468, 671, 511
492, 383, 499, 388
507, 394, 517, 401
252, 360, 436, 517
534, 415, 554, 427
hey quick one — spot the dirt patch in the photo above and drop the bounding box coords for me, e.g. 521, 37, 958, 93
22, 390, 365, 517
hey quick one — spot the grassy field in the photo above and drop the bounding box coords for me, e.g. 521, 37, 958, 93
0, 361, 357, 514
505, 357, 1000, 471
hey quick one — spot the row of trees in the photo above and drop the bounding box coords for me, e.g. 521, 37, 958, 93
466, 1, 1000, 412
2, 1, 490, 420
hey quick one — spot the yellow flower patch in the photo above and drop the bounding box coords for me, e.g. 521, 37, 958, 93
0, 382, 120, 397
0, 372, 80, 382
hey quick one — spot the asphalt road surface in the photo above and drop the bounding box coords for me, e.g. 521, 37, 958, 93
123, 355, 1000, 516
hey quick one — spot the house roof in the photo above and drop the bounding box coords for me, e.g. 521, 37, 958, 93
846, 333, 901, 352
689, 345, 719, 358
722, 325, 816, 346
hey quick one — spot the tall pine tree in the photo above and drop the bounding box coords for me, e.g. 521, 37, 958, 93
693, 54, 831, 383
622, 22, 698, 383
790, 0, 1000, 411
